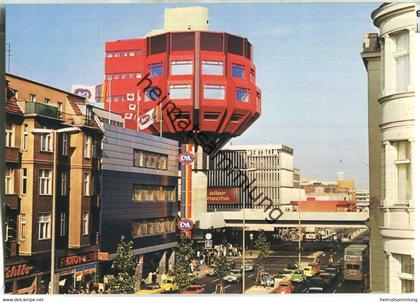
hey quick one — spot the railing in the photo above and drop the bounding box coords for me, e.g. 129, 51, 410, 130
25, 102, 59, 118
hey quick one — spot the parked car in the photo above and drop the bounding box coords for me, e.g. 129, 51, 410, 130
307, 276, 325, 289
303, 265, 317, 278
181, 285, 205, 294
291, 270, 306, 283
306, 286, 324, 293
160, 277, 178, 292
319, 272, 333, 287
275, 281, 294, 294
260, 273, 275, 287
241, 262, 254, 272
206, 268, 215, 276
223, 269, 242, 283
274, 270, 293, 280
135, 284, 165, 295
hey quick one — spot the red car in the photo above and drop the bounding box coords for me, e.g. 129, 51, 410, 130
275, 281, 294, 294
181, 285, 205, 294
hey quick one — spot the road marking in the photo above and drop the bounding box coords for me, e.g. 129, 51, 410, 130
225, 285, 232, 289
201, 284, 206, 287
303, 287, 307, 292
248, 274, 254, 278
212, 278, 220, 283
333, 289, 337, 293
338, 282, 342, 287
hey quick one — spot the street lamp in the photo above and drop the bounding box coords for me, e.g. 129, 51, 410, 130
234, 166, 257, 294
32, 127, 80, 294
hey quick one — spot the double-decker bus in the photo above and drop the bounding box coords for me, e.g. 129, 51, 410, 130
343, 244, 369, 281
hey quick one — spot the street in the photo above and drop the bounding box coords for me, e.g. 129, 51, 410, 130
195, 242, 364, 294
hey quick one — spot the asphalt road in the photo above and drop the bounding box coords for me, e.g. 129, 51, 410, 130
196, 242, 364, 294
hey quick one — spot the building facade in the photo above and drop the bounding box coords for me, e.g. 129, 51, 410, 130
4, 74, 103, 294
98, 123, 179, 287
362, 3, 415, 293
207, 144, 302, 210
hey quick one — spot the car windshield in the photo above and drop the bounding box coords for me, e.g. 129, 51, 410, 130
144, 285, 160, 290
279, 284, 289, 287
185, 286, 199, 291
304, 268, 311, 271
161, 280, 172, 284
231, 270, 241, 274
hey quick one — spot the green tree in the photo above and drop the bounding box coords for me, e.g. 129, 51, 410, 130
214, 254, 230, 278
109, 239, 137, 294
254, 233, 271, 262
173, 235, 195, 290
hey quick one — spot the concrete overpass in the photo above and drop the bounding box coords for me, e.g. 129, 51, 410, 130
196, 209, 369, 231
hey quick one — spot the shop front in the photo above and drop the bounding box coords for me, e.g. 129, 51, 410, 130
56, 250, 98, 294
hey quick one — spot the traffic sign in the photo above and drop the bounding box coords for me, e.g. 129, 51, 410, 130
204, 240, 212, 249
205, 233, 212, 240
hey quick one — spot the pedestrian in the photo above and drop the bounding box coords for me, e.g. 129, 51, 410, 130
151, 272, 157, 284
140, 279, 145, 289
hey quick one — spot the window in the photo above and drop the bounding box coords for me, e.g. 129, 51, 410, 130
29, 94, 36, 102
136, 50, 142, 56
236, 87, 249, 102
393, 140, 411, 205
38, 213, 51, 240
114, 51, 120, 57
129, 50, 135, 56
149, 63, 163, 77
134, 150, 168, 170
122, 50, 128, 57
129, 73, 135, 79
204, 85, 225, 100
202, 61, 223, 75
82, 212, 89, 235
232, 63, 245, 78
144, 87, 160, 102
400, 255, 414, 274
5, 124, 14, 147
402, 279, 414, 293
121, 73, 126, 80
114, 73, 120, 80
5, 168, 14, 194
60, 172, 67, 196
39, 169, 52, 195
21, 168, 27, 195
394, 31, 410, 92
62, 134, 68, 156
44, 98, 51, 104
171, 60, 193, 75
133, 185, 176, 202
92, 139, 97, 159
169, 84, 191, 99
132, 218, 176, 237
113, 96, 120, 102
20, 214, 26, 240
57, 102, 63, 113
106, 74, 112, 80
136, 73, 142, 79
60, 212, 66, 236
84, 136, 91, 158
106, 52, 113, 58
83, 173, 90, 196
40, 132, 52, 152
171, 32, 195, 51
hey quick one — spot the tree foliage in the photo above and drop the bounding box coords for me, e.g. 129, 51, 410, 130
254, 233, 271, 262
214, 254, 230, 278
173, 235, 195, 290
109, 239, 137, 294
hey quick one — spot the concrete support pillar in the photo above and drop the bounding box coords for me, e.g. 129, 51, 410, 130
157, 251, 167, 282
191, 145, 208, 223
134, 255, 144, 291
168, 250, 175, 274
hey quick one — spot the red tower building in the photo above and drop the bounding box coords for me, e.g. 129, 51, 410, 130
104, 30, 261, 148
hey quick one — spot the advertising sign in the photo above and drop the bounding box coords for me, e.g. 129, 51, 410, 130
177, 218, 194, 231
204, 240, 213, 250
207, 188, 238, 205
178, 152, 195, 165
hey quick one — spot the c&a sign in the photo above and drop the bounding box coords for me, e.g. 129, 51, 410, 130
58, 251, 97, 268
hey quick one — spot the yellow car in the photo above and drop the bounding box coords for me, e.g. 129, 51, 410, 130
303, 266, 316, 278
160, 277, 178, 292
135, 284, 165, 295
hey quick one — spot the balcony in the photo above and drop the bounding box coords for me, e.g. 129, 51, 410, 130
25, 102, 59, 119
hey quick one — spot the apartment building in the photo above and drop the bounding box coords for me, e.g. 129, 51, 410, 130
361, 3, 415, 293
98, 123, 179, 288
4, 74, 103, 294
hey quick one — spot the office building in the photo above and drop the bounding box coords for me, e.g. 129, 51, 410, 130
98, 123, 179, 288
361, 3, 415, 293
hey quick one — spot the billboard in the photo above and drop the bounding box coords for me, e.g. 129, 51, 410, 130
207, 188, 238, 205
